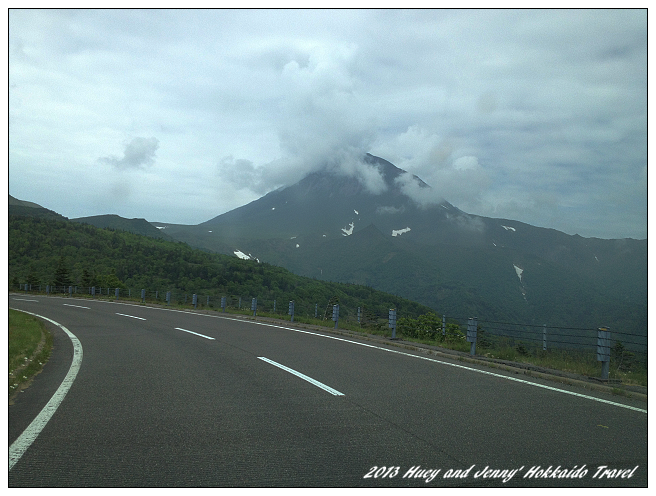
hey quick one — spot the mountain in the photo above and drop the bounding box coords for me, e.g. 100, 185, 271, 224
198, 153, 460, 242
9, 194, 43, 209
153, 154, 647, 347
8, 194, 68, 221
71, 214, 174, 241
8, 196, 173, 241
9, 212, 433, 321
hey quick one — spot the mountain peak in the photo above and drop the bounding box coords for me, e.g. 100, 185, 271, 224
363, 153, 428, 189
294, 153, 430, 200
201, 153, 453, 240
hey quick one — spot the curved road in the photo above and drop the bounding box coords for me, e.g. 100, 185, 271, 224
9, 295, 648, 487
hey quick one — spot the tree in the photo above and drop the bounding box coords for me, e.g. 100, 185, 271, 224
26, 265, 40, 287
53, 256, 72, 288
323, 295, 340, 320
81, 268, 93, 288
102, 269, 126, 290
611, 340, 635, 372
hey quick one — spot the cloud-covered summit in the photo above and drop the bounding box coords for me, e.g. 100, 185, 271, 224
8, 9, 646, 239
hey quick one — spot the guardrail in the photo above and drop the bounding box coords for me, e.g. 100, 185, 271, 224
13, 283, 647, 375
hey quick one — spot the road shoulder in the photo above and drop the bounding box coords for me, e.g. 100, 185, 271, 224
8, 318, 74, 446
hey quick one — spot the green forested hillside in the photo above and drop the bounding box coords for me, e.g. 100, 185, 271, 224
194, 224, 647, 339
71, 214, 175, 241
8, 214, 432, 320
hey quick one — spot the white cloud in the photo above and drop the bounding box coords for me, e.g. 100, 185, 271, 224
453, 156, 479, 171
332, 152, 388, 195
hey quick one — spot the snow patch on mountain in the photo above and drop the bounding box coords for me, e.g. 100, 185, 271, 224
513, 264, 523, 282
392, 227, 411, 237
502, 225, 516, 231
234, 250, 259, 262
342, 222, 354, 236
354, 209, 359, 215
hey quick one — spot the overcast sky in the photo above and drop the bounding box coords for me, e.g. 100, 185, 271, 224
8, 9, 647, 239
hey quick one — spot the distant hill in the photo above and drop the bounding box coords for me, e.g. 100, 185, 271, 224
8, 213, 433, 321
71, 214, 175, 241
8, 194, 68, 221
9, 195, 43, 208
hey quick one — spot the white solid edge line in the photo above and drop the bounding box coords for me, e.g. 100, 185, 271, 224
174, 327, 215, 340
60, 298, 647, 414
8, 310, 84, 471
258, 357, 344, 396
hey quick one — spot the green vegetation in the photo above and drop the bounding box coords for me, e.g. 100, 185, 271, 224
9, 309, 53, 401
398, 313, 466, 342
396, 313, 647, 386
70, 214, 174, 240
9, 214, 432, 321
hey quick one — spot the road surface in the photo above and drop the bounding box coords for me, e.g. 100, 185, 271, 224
8, 295, 648, 487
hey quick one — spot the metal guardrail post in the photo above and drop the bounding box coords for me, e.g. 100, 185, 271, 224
389, 308, 397, 339
597, 327, 611, 380
467, 317, 477, 356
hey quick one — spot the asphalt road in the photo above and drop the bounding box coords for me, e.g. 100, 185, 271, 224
8, 295, 648, 487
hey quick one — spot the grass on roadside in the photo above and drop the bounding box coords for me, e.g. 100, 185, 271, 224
9, 309, 53, 401
476, 344, 647, 387
390, 330, 648, 387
